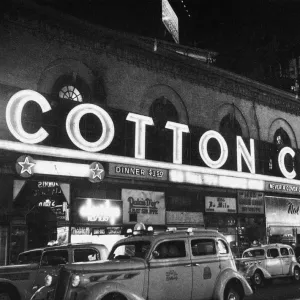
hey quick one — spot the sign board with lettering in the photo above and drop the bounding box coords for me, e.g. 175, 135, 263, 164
205, 196, 236, 213
122, 189, 165, 224
265, 196, 300, 226
72, 198, 122, 226
265, 182, 300, 195
162, 0, 179, 43
166, 211, 204, 225
108, 163, 168, 181
238, 191, 264, 214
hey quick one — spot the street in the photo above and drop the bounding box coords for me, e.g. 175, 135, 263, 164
245, 279, 300, 300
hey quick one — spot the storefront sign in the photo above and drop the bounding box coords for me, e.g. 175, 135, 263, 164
265, 196, 300, 226
2, 89, 299, 182
71, 227, 90, 235
166, 211, 204, 225
265, 182, 300, 195
238, 191, 264, 214
72, 198, 122, 226
122, 189, 165, 224
205, 196, 237, 213
109, 163, 167, 181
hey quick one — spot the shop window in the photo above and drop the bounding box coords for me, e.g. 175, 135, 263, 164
274, 128, 291, 147
217, 239, 229, 254
191, 239, 216, 256
267, 248, 279, 258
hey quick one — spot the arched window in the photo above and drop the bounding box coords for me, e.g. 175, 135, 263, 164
273, 128, 291, 147
59, 85, 83, 102
147, 97, 179, 162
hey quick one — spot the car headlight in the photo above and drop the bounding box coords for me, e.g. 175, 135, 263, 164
44, 275, 53, 287
71, 275, 81, 287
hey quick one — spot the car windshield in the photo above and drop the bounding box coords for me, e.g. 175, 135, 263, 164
109, 241, 151, 260
243, 249, 265, 258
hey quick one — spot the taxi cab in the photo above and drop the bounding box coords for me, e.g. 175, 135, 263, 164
236, 243, 300, 287
52, 224, 253, 300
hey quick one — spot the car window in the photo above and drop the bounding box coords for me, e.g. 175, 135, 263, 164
217, 239, 229, 254
154, 241, 186, 259
17, 250, 42, 264
41, 250, 68, 266
289, 248, 294, 255
191, 239, 216, 256
267, 248, 279, 258
74, 248, 99, 262
280, 248, 289, 256
109, 241, 151, 259
243, 249, 265, 258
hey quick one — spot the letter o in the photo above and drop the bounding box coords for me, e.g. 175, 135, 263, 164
66, 104, 115, 152
199, 130, 228, 169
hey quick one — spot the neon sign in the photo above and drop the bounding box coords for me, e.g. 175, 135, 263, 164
4, 89, 297, 180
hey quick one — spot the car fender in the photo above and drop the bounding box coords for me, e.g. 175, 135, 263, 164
289, 262, 300, 275
213, 268, 253, 300
78, 281, 146, 300
244, 265, 271, 280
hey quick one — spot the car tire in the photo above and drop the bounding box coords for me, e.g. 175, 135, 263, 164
252, 270, 264, 287
293, 267, 300, 282
224, 285, 242, 300
0, 290, 17, 300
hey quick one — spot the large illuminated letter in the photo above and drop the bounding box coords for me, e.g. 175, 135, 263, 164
199, 130, 228, 169
6, 90, 51, 144
126, 113, 154, 159
165, 121, 189, 164
278, 146, 296, 179
236, 136, 255, 173
66, 104, 114, 152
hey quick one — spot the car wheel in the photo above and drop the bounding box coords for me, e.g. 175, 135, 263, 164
224, 285, 242, 300
252, 270, 264, 287
293, 267, 300, 282
0, 292, 12, 300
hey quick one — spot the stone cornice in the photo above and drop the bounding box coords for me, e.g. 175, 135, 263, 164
3, 0, 300, 115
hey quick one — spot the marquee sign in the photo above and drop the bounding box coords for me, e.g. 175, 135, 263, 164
1, 89, 300, 190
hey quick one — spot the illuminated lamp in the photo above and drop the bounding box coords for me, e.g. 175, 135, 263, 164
66, 104, 115, 152
126, 228, 133, 234
44, 275, 53, 287
199, 130, 228, 169
147, 226, 154, 232
278, 146, 296, 179
71, 275, 80, 287
134, 222, 146, 231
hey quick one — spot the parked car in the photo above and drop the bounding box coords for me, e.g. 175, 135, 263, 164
0, 243, 108, 300
235, 243, 300, 287
50, 225, 253, 300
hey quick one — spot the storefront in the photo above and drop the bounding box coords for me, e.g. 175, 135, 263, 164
265, 181, 300, 246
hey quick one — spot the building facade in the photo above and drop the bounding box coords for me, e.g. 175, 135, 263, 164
1, 0, 300, 263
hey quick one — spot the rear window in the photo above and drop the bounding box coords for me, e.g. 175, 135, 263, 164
243, 249, 265, 258
191, 239, 216, 256
17, 250, 42, 264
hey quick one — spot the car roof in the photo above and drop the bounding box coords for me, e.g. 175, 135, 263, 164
244, 243, 293, 252
114, 228, 226, 245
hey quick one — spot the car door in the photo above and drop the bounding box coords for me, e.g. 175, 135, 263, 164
280, 247, 291, 275
148, 239, 192, 300
190, 237, 220, 300
265, 248, 283, 275
33, 249, 69, 290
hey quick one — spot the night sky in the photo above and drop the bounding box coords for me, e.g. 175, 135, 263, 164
33, 0, 300, 89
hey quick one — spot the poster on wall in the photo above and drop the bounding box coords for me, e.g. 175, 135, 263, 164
265, 196, 300, 226
205, 196, 236, 213
122, 189, 165, 224
238, 191, 264, 214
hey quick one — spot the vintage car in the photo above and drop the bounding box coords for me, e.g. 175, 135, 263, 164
235, 243, 300, 287
0, 243, 108, 300
50, 225, 253, 300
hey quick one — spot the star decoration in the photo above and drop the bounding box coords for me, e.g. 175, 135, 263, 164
18, 156, 35, 175
91, 163, 104, 179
